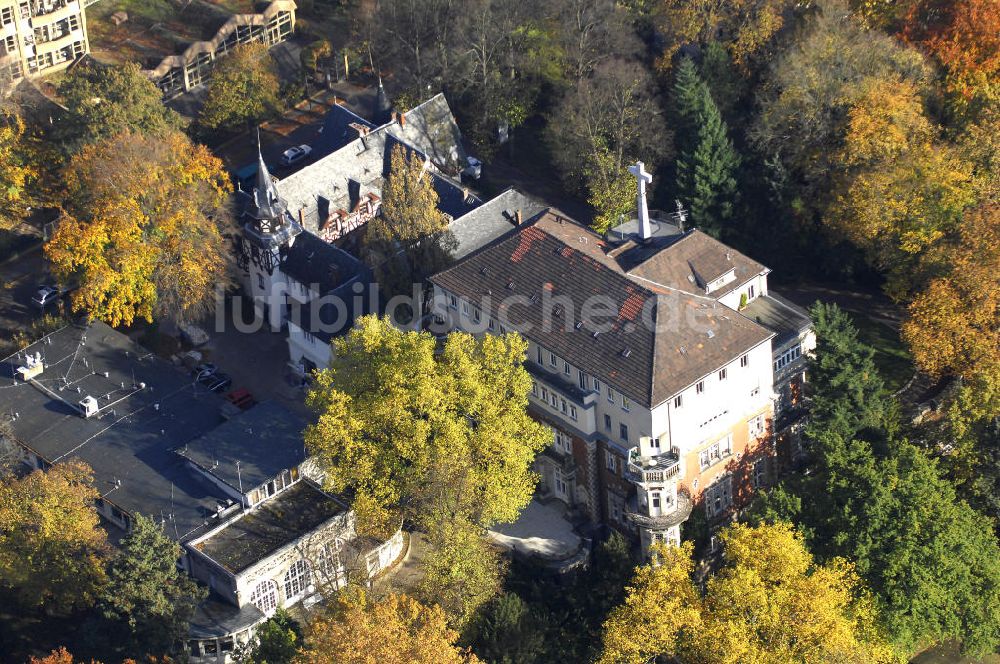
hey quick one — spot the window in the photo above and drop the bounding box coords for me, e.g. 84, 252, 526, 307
488, 317, 495, 330
699, 434, 734, 471
554, 429, 571, 454
536, 346, 543, 364
607, 386, 614, 403
257, 273, 265, 289
283, 559, 311, 600
473, 307, 481, 323
753, 459, 768, 489
705, 476, 733, 517
621, 395, 630, 412
620, 423, 629, 442
604, 414, 612, 431
316, 540, 344, 585
250, 579, 278, 614
0, 7, 12, 25
718, 368, 727, 381
696, 381, 705, 394
750, 387, 760, 398
549, 352, 558, 367
748, 414, 764, 439
593, 379, 601, 393
740, 354, 749, 368
462, 301, 469, 314
449, 294, 457, 309
204, 641, 218, 655
303, 330, 315, 345
579, 371, 588, 390
748, 284, 756, 300
560, 398, 567, 414
606, 450, 617, 472
549, 392, 558, 408
541, 387, 549, 402
553, 468, 568, 498
651, 492, 661, 510
774, 345, 803, 372
531, 381, 538, 397
651, 437, 661, 450
674, 395, 683, 408
563, 361, 571, 375
569, 405, 578, 420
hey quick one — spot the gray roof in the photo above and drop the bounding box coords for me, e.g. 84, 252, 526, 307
189, 594, 265, 639
282, 232, 370, 295
274, 94, 475, 238
315, 103, 376, 156
740, 292, 812, 347
190, 480, 347, 574
447, 188, 546, 261
178, 402, 309, 494
1, 322, 233, 541
431, 211, 774, 407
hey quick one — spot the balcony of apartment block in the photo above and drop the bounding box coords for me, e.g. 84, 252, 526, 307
625, 489, 692, 530
32, 27, 78, 56
28, 0, 79, 24
625, 446, 681, 485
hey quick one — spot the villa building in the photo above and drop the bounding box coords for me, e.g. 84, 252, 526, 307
429, 164, 814, 553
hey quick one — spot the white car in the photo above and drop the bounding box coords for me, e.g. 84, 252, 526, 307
281, 145, 312, 165
31, 284, 63, 309
463, 156, 483, 180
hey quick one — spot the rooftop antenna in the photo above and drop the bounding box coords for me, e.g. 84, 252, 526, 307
236, 459, 243, 495
673, 199, 688, 233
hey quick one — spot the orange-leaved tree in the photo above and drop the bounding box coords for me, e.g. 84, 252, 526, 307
299, 591, 480, 664
47, 130, 233, 327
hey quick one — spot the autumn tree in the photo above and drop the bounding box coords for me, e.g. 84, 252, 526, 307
300, 592, 480, 664
824, 79, 976, 298
365, 145, 455, 298
0, 461, 110, 613
599, 524, 896, 663
305, 317, 549, 623
56, 63, 181, 152
46, 130, 233, 327
0, 114, 37, 231
670, 58, 741, 238
902, 204, 1000, 417
751, 0, 932, 202
546, 58, 670, 231
901, 0, 1000, 113
238, 609, 301, 664
200, 43, 281, 132
96, 514, 206, 659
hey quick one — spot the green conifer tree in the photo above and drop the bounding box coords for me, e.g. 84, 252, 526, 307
670, 58, 741, 239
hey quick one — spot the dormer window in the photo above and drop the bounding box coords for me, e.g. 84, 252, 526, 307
704, 268, 737, 294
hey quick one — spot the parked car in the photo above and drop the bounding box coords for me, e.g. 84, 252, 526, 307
31, 284, 66, 309
191, 363, 218, 379
197, 371, 232, 393
462, 156, 483, 180
281, 145, 312, 166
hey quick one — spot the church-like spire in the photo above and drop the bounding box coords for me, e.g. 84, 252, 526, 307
245, 129, 288, 235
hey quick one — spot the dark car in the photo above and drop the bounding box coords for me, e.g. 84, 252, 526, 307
31, 284, 66, 309
197, 371, 232, 392
191, 363, 218, 379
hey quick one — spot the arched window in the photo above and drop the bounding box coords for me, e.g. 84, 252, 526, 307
249, 579, 278, 615
283, 559, 311, 600
316, 540, 345, 588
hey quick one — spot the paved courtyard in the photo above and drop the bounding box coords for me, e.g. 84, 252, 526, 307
489, 499, 582, 560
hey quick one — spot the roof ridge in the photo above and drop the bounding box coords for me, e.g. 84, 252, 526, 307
624, 271, 720, 304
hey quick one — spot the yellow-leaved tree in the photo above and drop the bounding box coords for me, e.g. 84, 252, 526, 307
305, 316, 549, 625
0, 114, 37, 231
46, 130, 233, 326
825, 78, 976, 299
300, 592, 480, 664
600, 522, 900, 664
0, 460, 111, 614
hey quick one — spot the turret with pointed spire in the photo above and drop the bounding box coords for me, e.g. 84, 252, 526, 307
374, 75, 393, 126
242, 130, 301, 249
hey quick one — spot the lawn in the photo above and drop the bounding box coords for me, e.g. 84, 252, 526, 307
846, 311, 914, 393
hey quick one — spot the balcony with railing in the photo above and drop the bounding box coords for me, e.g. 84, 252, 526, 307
626, 446, 681, 484
625, 489, 692, 530
28, 0, 78, 24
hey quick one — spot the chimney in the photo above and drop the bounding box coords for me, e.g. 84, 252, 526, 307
514, 209, 522, 225
398, 112, 406, 127
298, 208, 304, 224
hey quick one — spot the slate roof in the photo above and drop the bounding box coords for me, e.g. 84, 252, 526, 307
315, 103, 376, 156
275, 94, 477, 237
430, 212, 773, 407
617, 230, 769, 298
191, 481, 347, 574
178, 402, 309, 494
282, 232, 369, 295
447, 188, 547, 261
1, 322, 232, 541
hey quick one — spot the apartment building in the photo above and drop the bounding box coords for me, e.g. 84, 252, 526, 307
429, 170, 813, 553
0, 0, 88, 88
